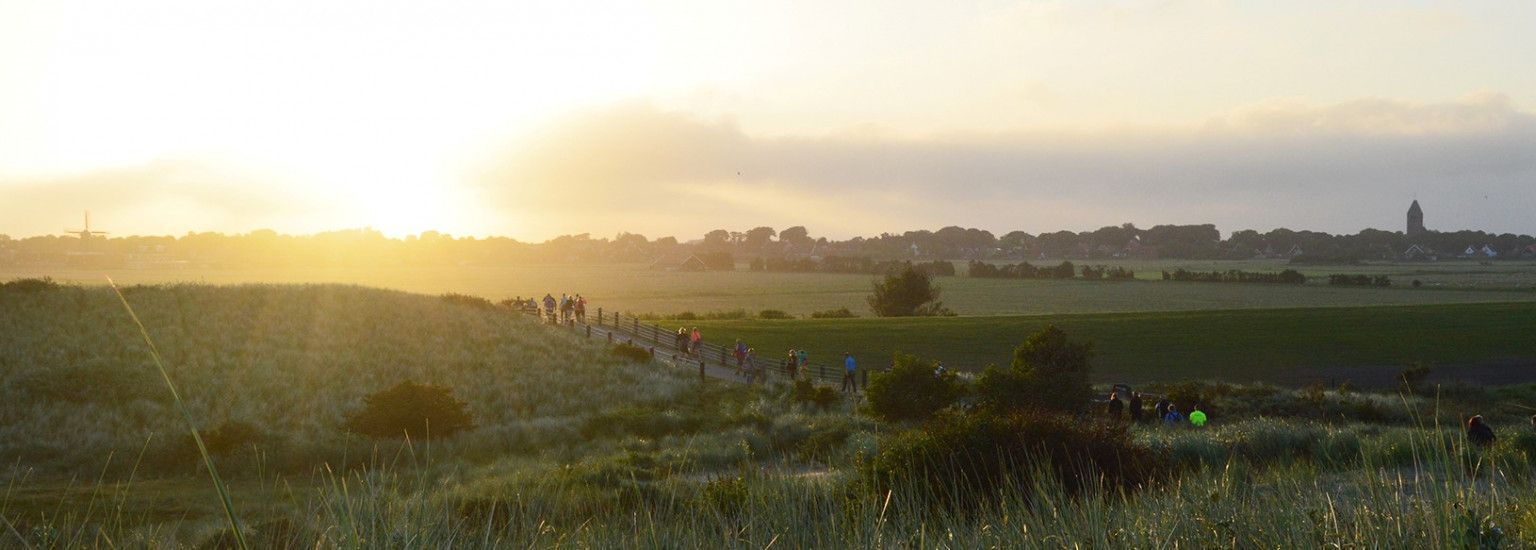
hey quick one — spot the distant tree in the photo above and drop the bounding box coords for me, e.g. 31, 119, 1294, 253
704, 229, 731, 244
779, 226, 811, 245
744, 226, 777, 248
654, 236, 678, 247
868, 266, 950, 317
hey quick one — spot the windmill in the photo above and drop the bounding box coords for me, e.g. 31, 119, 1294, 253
64, 211, 109, 251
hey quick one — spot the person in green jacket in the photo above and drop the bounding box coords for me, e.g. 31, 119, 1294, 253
1189, 405, 1208, 427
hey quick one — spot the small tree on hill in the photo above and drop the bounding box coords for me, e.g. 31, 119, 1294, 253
868, 267, 950, 317
345, 380, 475, 439
975, 325, 1094, 414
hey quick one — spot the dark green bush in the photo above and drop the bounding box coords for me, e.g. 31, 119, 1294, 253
758, 309, 792, 319
865, 353, 965, 422
792, 379, 842, 411
862, 410, 1164, 509
809, 307, 857, 319
612, 342, 654, 363
975, 325, 1093, 414
344, 380, 475, 439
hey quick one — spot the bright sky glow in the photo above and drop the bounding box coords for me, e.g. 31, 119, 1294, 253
2, 1, 1534, 239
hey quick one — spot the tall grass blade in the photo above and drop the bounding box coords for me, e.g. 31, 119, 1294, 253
108, 278, 248, 550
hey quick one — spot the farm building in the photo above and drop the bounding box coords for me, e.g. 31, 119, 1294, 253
1402, 244, 1436, 261
649, 253, 709, 271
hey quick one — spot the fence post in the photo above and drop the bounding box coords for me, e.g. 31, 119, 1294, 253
719, 347, 727, 366
699, 360, 706, 382
633, 317, 639, 335
652, 324, 661, 344
586, 325, 591, 338
597, 308, 603, 325
607, 331, 613, 343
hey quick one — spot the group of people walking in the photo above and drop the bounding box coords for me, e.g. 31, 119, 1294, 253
540, 293, 586, 324
673, 327, 704, 355
1105, 391, 1208, 428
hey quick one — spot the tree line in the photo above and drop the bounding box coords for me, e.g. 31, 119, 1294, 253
4, 220, 1533, 269
1161, 268, 1307, 284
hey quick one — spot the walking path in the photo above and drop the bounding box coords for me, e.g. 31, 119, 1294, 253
528, 306, 857, 387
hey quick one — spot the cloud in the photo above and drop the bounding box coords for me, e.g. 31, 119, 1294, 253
0, 158, 325, 237
483, 95, 1536, 237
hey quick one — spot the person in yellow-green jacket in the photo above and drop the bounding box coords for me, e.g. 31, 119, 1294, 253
1189, 405, 1208, 427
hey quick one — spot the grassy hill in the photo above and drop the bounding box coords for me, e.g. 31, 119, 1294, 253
683, 302, 1536, 386
0, 283, 707, 474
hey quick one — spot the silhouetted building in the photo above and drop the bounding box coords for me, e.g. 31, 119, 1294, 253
1407, 200, 1425, 236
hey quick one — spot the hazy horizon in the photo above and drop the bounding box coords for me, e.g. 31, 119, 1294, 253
3, 1, 1534, 240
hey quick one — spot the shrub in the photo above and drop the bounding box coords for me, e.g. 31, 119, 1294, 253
865, 353, 965, 422
612, 342, 654, 363
1399, 363, 1432, 394
758, 309, 792, 319
974, 326, 1094, 414
439, 293, 496, 310
862, 410, 1164, 508
868, 267, 949, 317
810, 307, 857, 319
9, 360, 163, 404
344, 380, 475, 439
791, 379, 842, 411
0, 277, 61, 294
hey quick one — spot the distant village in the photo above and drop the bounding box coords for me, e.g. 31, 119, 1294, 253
2, 202, 1535, 271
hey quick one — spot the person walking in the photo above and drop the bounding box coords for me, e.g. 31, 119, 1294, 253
785, 349, 798, 379
690, 328, 702, 355
734, 339, 748, 376
1154, 398, 1170, 423
1107, 392, 1124, 421
1189, 405, 1208, 427
744, 348, 758, 383
797, 349, 808, 372
675, 328, 689, 353
542, 294, 556, 324
1129, 392, 1144, 422
1468, 415, 1495, 447
575, 295, 587, 323
841, 353, 857, 393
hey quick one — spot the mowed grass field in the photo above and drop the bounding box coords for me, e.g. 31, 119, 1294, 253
4, 261, 1534, 317
682, 302, 1536, 386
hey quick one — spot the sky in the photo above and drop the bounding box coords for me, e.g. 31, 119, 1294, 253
1, 0, 1534, 241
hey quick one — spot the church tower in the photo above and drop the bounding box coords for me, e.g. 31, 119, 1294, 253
1407, 200, 1425, 236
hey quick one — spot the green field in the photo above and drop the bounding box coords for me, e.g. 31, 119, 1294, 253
5, 261, 1534, 318
683, 302, 1536, 386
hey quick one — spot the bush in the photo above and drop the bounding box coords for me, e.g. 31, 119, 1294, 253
866, 353, 965, 422
791, 379, 842, 411
0, 277, 62, 293
439, 293, 496, 310
758, 309, 792, 320
862, 410, 1163, 508
810, 307, 857, 319
974, 326, 1094, 414
612, 342, 654, 363
868, 267, 950, 317
344, 380, 475, 439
